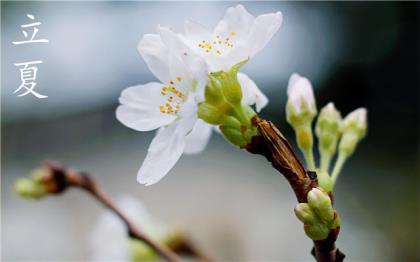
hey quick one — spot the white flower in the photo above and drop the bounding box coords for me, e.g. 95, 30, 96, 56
116, 27, 212, 185
287, 73, 316, 115
89, 196, 171, 261
182, 4, 283, 72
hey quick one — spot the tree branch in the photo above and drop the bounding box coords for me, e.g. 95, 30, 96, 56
41, 160, 212, 262
244, 117, 345, 262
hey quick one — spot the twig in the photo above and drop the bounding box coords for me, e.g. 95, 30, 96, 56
245, 117, 345, 262
42, 160, 212, 262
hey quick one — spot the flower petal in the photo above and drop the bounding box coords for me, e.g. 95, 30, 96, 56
287, 73, 316, 114
247, 11, 282, 57
116, 83, 176, 131
184, 19, 212, 44
214, 5, 255, 40
137, 123, 185, 186
238, 72, 268, 112
158, 26, 208, 92
184, 120, 212, 154
138, 34, 171, 84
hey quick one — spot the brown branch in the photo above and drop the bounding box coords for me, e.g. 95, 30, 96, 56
244, 117, 345, 262
41, 160, 212, 262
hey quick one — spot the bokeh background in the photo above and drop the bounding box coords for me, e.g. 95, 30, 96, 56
2, 1, 419, 261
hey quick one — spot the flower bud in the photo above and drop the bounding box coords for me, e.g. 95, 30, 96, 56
129, 238, 156, 261
316, 102, 342, 154
286, 73, 317, 127
219, 125, 247, 147
294, 203, 316, 224
197, 102, 224, 125
210, 60, 247, 106
304, 223, 330, 241
307, 188, 334, 223
317, 171, 333, 193
14, 178, 48, 199
342, 108, 367, 138
339, 108, 367, 155
205, 76, 224, 105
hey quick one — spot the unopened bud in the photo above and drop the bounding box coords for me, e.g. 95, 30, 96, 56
317, 171, 333, 193
294, 203, 316, 224
211, 60, 247, 106
219, 125, 247, 147
129, 238, 156, 261
205, 76, 224, 105
304, 223, 330, 241
307, 188, 334, 223
14, 178, 48, 199
316, 102, 342, 154
286, 73, 317, 127
198, 102, 224, 125
339, 108, 367, 155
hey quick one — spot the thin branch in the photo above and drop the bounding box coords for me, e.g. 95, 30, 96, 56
245, 117, 345, 262
42, 160, 212, 262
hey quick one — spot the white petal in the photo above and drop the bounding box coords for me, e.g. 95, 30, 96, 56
116, 83, 176, 131
184, 19, 212, 44
184, 120, 212, 154
214, 5, 255, 39
158, 27, 208, 91
177, 96, 198, 134
238, 72, 268, 112
137, 123, 185, 186
138, 34, 171, 84
247, 12, 283, 57
287, 73, 316, 113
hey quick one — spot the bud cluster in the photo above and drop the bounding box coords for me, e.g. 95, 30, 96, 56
285, 73, 367, 191
198, 60, 259, 147
294, 188, 340, 240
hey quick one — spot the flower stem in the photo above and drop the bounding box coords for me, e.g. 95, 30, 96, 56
319, 149, 332, 174
303, 148, 316, 171
331, 152, 348, 185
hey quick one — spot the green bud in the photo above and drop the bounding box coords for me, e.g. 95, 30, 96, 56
205, 76, 224, 105
338, 132, 359, 155
342, 108, 367, 139
14, 178, 48, 199
294, 203, 316, 224
197, 102, 224, 125
338, 108, 367, 156
316, 102, 342, 154
317, 171, 333, 193
219, 125, 247, 147
210, 60, 247, 106
129, 238, 156, 262
222, 116, 242, 129
304, 223, 330, 240
307, 188, 334, 223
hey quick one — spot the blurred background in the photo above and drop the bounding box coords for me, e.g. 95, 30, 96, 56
1, 1, 419, 261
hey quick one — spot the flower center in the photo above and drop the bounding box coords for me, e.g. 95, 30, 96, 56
197, 31, 236, 56
159, 77, 185, 115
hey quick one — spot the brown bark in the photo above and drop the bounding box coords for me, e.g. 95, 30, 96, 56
244, 117, 345, 262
